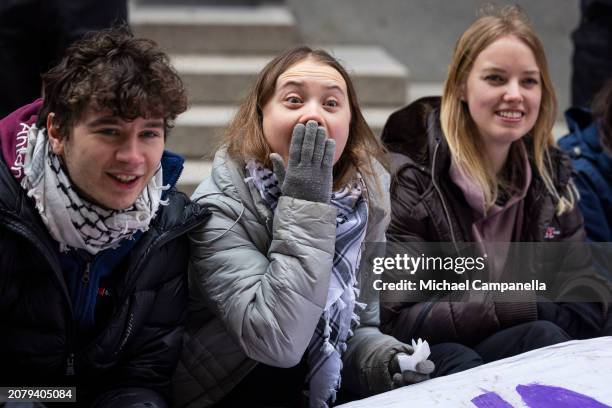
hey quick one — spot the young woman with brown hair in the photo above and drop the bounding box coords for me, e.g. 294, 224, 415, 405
173, 46, 433, 408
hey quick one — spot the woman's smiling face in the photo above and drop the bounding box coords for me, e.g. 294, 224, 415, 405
463, 34, 542, 151
261, 57, 351, 165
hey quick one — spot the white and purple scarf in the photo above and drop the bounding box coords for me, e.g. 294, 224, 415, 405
246, 160, 368, 407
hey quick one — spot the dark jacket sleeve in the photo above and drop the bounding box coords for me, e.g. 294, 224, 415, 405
0, 227, 19, 310
537, 201, 609, 339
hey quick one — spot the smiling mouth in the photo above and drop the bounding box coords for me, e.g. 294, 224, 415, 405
108, 173, 141, 185
496, 110, 524, 120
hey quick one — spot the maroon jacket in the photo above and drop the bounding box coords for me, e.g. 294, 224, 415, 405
380, 97, 607, 346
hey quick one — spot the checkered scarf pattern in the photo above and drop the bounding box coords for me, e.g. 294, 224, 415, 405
21, 126, 168, 255
246, 160, 368, 407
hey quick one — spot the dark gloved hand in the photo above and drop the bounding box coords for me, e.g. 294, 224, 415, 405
269, 120, 335, 204
389, 353, 435, 389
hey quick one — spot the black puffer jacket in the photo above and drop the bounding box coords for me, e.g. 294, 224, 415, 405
0, 150, 210, 406
379, 97, 608, 346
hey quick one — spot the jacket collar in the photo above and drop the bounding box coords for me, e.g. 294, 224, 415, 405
382, 96, 455, 184
160, 150, 184, 193
562, 108, 612, 179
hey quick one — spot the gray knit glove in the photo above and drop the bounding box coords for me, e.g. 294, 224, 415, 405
389, 354, 435, 388
269, 120, 335, 204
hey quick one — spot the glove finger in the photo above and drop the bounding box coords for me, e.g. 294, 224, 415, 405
322, 138, 336, 168
312, 126, 327, 165
392, 373, 404, 389
416, 360, 435, 375
270, 153, 286, 187
300, 120, 318, 163
402, 370, 429, 385
288, 123, 305, 165
389, 354, 401, 376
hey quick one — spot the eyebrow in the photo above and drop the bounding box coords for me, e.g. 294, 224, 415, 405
277, 79, 345, 93
481, 67, 540, 75
86, 117, 164, 128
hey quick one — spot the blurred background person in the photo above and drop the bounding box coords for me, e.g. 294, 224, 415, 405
571, 0, 612, 108
560, 78, 612, 243
0, 0, 127, 118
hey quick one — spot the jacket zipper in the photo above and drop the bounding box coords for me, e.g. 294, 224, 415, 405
1, 214, 79, 378
110, 209, 211, 354
65, 352, 75, 376
116, 312, 135, 355
430, 140, 460, 253
82, 261, 91, 285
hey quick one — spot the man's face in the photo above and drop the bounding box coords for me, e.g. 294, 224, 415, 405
48, 108, 165, 210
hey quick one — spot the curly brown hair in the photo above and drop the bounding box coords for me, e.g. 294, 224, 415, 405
36, 25, 187, 137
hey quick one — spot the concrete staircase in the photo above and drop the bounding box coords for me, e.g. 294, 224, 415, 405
131, 4, 410, 195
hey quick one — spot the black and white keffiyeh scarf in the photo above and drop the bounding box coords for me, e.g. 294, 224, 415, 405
20, 125, 169, 255
246, 160, 368, 408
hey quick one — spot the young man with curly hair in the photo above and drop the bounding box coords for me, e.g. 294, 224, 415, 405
0, 26, 210, 407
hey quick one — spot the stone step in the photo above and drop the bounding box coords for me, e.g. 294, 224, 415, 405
168, 105, 400, 159
178, 160, 212, 196
131, 5, 298, 54
172, 45, 409, 106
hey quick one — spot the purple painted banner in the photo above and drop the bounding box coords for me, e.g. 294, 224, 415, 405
517, 384, 612, 408
472, 384, 612, 408
471, 391, 514, 408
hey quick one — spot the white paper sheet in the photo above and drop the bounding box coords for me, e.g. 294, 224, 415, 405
338, 337, 612, 408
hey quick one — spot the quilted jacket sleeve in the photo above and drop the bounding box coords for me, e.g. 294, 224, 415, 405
188, 175, 337, 368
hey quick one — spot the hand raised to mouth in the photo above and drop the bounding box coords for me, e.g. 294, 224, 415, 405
270, 120, 335, 204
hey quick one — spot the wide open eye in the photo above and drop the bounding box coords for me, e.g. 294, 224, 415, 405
285, 95, 303, 104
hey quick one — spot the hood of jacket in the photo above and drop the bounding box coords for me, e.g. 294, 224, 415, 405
0, 98, 41, 181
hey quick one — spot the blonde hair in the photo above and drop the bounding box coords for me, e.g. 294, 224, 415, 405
224, 45, 387, 192
440, 5, 575, 213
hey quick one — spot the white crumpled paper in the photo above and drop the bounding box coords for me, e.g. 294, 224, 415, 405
397, 338, 431, 372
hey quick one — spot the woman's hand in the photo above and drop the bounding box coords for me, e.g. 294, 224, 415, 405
269, 120, 336, 204
389, 354, 435, 388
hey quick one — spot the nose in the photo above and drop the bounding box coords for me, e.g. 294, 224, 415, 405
299, 100, 326, 129
116, 134, 144, 165
503, 80, 523, 102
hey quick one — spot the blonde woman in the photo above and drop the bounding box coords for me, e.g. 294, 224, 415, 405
380, 6, 607, 372
173, 46, 433, 408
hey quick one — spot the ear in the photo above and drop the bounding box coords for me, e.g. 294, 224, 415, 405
460, 82, 467, 102
46, 113, 65, 155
